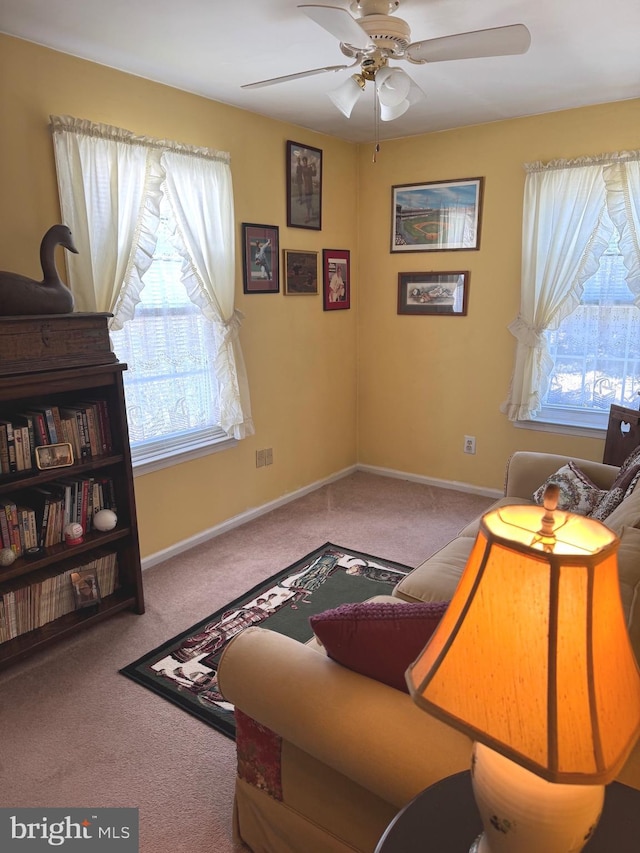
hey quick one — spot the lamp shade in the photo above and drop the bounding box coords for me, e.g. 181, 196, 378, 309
406, 502, 640, 785
328, 74, 365, 118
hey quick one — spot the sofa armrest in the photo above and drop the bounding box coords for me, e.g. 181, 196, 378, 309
218, 626, 472, 808
504, 451, 620, 499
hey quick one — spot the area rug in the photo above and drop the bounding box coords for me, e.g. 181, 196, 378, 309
120, 542, 411, 739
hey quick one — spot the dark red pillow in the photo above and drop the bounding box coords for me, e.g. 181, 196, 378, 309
309, 600, 449, 693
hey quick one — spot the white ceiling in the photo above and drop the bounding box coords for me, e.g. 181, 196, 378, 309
1, 0, 639, 144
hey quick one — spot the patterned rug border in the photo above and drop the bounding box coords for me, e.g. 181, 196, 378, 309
120, 542, 411, 738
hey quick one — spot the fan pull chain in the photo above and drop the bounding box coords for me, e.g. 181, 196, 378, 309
373, 86, 381, 163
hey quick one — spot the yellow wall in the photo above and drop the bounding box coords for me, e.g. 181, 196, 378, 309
0, 35, 359, 557
2, 34, 639, 557
357, 99, 640, 490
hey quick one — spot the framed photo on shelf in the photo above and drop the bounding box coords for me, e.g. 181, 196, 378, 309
283, 250, 318, 295
242, 223, 279, 294
70, 568, 101, 609
397, 271, 470, 316
286, 140, 322, 230
35, 442, 74, 470
391, 177, 484, 252
322, 249, 350, 311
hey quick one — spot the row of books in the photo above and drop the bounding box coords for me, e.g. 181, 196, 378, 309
0, 553, 118, 642
0, 475, 117, 556
0, 399, 113, 475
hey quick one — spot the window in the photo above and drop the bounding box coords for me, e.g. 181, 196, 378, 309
51, 115, 254, 473
110, 200, 230, 470
502, 153, 640, 430
540, 227, 640, 429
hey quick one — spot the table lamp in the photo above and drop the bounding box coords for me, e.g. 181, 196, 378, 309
406, 486, 640, 853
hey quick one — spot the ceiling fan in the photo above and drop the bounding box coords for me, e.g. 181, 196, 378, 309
242, 1, 531, 122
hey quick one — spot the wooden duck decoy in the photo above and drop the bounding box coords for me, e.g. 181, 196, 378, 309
0, 224, 78, 315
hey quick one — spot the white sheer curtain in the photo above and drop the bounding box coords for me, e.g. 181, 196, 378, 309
51, 115, 161, 321
161, 150, 251, 438
50, 115, 253, 440
605, 159, 640, 303
502, 151, 640, 422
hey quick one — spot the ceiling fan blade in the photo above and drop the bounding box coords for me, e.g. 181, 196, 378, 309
241, 64, 352, 90
407, 24, 531, 63
298, 4, 371, 49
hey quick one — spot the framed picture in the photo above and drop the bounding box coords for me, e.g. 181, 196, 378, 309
391, 177, 484, 252
242, 223, 279, 293
283, 250, 318, 295
322, 249, 351, 311
286, 141, 322, 230
70, 568, 101, 609
397, 271, 470, 316
35, 442, 74, 470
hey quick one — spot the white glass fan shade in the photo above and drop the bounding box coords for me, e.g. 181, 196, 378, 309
376, 66, 411, 107
378, 74, 425, 122
328, 74, 365, 117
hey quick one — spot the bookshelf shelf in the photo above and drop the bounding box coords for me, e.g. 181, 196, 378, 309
0, 314, 144, 670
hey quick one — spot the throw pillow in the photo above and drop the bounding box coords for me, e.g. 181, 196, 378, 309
592, 445, 640, 522
532, 461, 607, 516
309, 600, 449, 693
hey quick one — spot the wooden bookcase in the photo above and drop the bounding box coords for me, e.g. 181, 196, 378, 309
0, 314, 144, 669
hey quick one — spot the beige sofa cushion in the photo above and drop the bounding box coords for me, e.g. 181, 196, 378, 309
457, 496, 533, 539
394, 537, 475, 603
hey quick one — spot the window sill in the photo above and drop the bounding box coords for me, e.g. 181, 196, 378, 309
132, 435, 237, 476
512, 419, 606, 441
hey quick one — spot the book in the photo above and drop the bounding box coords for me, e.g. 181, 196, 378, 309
23, 410, 50, 447
0, 422, 9, 474
0, 499, 22, 556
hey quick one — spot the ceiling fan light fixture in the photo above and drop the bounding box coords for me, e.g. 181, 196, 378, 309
375, 66, 411, 107
379, 97, 410, 121
328, 73, 366, 117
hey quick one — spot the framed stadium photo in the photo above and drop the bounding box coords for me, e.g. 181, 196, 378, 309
391, 177, 484, 252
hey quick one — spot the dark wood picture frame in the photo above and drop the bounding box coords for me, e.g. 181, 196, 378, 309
242, 223, 280, 293
322, 249, 351, 311
391, 177, 484, 252
397, 271, 470, 315
286, 141, 322, 230
283, 250, 318, 295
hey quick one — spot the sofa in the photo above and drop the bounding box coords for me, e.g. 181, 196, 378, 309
217, 451, 640, 853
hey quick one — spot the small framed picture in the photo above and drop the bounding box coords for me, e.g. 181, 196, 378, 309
322, 249, 351, 311
397, 271, 470, 316
284, 250, 318, 295
35, 442, 74, 470
241, 223, 279, 293
286, 141, 322, 231
70, 568, 101, 609
391, 177, 484, 252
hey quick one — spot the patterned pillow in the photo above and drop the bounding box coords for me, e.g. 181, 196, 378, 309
592, 445, 640, 521
532, 461, 608, 515
310, 600, 449, 693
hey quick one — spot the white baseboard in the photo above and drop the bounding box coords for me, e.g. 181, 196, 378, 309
356, 463, 503, 500
141, 463, 502, 571
141, 465, 358, 571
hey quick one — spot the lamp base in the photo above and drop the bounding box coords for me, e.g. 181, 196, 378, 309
470, 743, 604, 853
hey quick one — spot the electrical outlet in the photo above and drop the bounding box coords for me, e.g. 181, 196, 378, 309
464, 435, 476, 455
264, 447, 273, 466
256, 449, 265, 468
